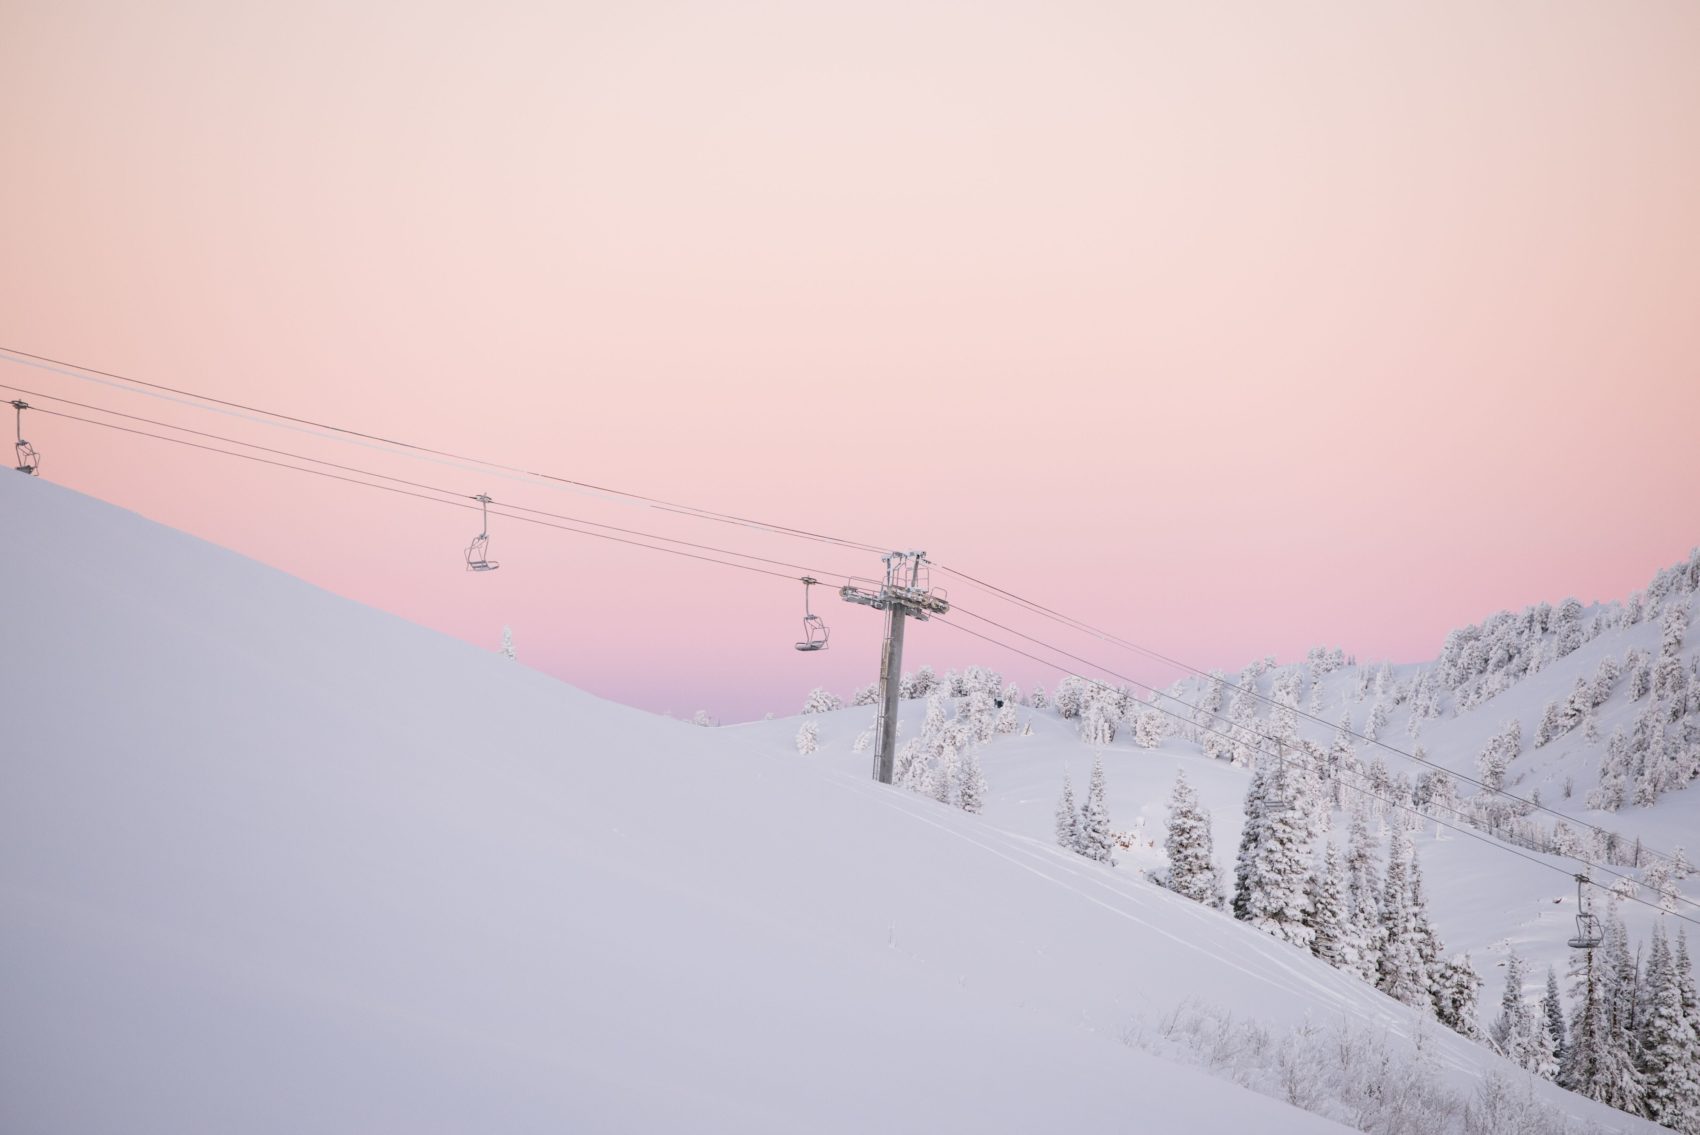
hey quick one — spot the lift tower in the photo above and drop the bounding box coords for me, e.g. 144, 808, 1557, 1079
840, 551, 949, 784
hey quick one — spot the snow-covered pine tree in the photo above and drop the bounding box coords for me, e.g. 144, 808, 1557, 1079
1232, 760, 1271, 922
993, 701, 1019, 735
1077, 755, 1115, 865
1555, 597, 1585, 658
1080, 698, 1116, 747
1227, 682, 1259, 768
1326, 710, 1355, 807
1231, 756, 1315, 946
928, 727, 960, 805
1541, 965, 1567, 1072
1365, 699, 1389, 742
899, 665, 938, 699
1476, 719, 1521, 792
1133, 708, 1164, 749
1638, 923, 1700, 1131
1565, 911, 1647, 1116
1055, 770, 1080, 851
1408, 846, 1443, 999
499, 625, 516, 661
1432, 955, 1482, 1040
1054, 675, 1089, 719
801, 687, 844, 714
957, 743, 987, 815
1376, 826, 1429, 1008
1564, 944, 1608, 1096
1304, 843, 1347, 968
1162, 769, 1222, 907
1599, 912, 1648, 1117
1491, 952, 1538, 1065
1341, 812, 1383, 982
921, 691, 948, 740
1030, 684, 1048, 710
896, 738, 928, 790
795, 719, 819, 756
851, 682, 880, 706
1535, 698, 1564, 747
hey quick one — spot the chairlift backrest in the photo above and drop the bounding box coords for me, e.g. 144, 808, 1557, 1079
795, 613, 829, 652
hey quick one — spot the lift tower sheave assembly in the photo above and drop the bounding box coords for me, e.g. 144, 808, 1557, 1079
840, 551, 949, 784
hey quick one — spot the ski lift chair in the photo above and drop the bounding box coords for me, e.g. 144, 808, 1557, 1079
794, 577, 829, 651
1567, 874, 1603, 950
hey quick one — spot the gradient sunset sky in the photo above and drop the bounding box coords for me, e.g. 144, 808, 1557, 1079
3, 0, 1697, 720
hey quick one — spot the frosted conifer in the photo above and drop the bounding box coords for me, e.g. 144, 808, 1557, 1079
1639, 924, 1700, 1130
1491, 952, 1537, 1065
1232, 757, 1315, 946
1432, 955, 1482, 1040
1541, 965, 1567, 1071
1304, 844, 1347, 967
957, 744, 987, 814
801, 687, 844, 715
1377, 826, 1428, 1007
1055, 770, 1080, 851
1162, 770, 1222, 907
1078, 755, 1116, 865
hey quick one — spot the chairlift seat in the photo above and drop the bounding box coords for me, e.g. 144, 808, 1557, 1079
1568, 911, 1603, 951
795, 612, 829, 652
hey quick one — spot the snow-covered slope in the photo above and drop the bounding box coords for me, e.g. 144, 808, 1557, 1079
0, 473, 1661, 1133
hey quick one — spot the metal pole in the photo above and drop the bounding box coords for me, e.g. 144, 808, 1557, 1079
873, 604, 907, 784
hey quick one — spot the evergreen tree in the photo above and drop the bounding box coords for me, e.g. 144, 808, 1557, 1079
1490, 952, 1554, 1073
929, 728, 959, 805
1080, 699, 1116, 747
1432, 955, 1483, 1039
1055, 769, 1080, 851
1133, 708, 1164, 749
1597, 913, 1648, 1116
1639, 924, 1700, 1131
801, 687, 844, 714
1542, 965, 1568, 1072
795, 719, 819, 755
1566, 913, 1647, 1115
1162, 770, 1222, 907
1408, 846, 1443, 998
499, 625, 516, 661
1304, 843, 1347, 968
1077, 755, 1116, 865
957, 744, 987, 815
1377, 826, 1428, 1007
1341, 812, 1383, 982
1491, 952, 1532, 1057
1231, 756, 1315, 946
1563, 946, 1609, 1097
1326, 710, 1355, 807
1232, 760, 1271, 921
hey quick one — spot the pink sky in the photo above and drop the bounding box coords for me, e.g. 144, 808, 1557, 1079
3, 0, 1697, 720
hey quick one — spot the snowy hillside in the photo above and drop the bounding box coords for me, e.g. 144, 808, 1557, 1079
0, 473, 1673, 1134
750, 547, 1700, 1131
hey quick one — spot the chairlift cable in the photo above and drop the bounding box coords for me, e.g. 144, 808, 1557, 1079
1, 387, 859, 580
26, 408, 826, 584
0, 345, 891, 555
